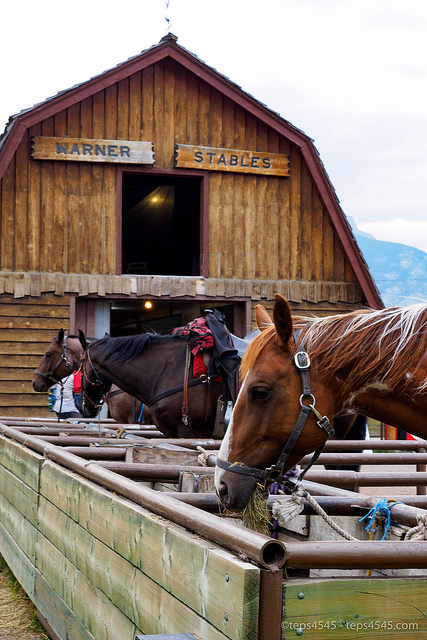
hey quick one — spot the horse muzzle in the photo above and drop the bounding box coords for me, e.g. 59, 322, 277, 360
32, 377, 50, 393
215, 465, 258, 510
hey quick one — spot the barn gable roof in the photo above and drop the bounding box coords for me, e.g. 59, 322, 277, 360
0, 34, 382, 308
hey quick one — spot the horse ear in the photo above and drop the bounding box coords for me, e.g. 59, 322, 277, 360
255, 305, 273, 331
78, 329, 87, 351
273, 294, 293, 346
58, 328, 64, 342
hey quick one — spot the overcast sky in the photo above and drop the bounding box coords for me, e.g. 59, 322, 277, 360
1, 0, 426, 252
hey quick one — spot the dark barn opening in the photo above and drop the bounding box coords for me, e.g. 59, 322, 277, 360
121, 174, 201, 276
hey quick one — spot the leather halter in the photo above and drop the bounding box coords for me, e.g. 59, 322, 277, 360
81, 347, 109, 414
216, 332, 335, 486
34, 333, 73, 384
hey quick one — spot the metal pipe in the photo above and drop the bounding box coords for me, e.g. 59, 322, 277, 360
258, 568, 284, 640
96, 462, 214, 480
300, 452, 427, 465
162, 493, 222, 511
298, 479, 427, 528
267, 494, 427, 526
417, 447, 427, 496
35, 436, 128, 446
324, 439, 427, 451
0, 424, 285, 570
62, 447, 127, 460
284, 541, 427, 569
303, 469, 427, 488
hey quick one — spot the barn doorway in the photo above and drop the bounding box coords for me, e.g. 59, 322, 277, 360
74, 297, 249, 339
121, 173, 201, 276
110, 300, 237, 336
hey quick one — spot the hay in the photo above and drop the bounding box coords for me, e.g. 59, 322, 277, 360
242, 483, 271, 536
0, 556, 50, 639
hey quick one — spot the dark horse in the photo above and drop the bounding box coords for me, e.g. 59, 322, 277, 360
79, 329, 234, 438
216, 295, 426, 509
32, 329, 152, 423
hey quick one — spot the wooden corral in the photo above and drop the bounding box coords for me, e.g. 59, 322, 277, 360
2, 420, 427, 639
0, 34, 382, 417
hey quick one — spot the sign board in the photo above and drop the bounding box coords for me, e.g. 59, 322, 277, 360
174, 143, 289, 176
31, 137, 154, 164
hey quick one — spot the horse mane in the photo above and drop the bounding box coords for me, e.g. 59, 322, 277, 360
241, 326, 277, 379
92, 332, 183, 364
242, 305, 427, 394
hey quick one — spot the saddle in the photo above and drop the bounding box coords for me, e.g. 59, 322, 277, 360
172, 310, 241, 435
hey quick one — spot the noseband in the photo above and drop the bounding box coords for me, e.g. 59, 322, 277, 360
34, 333, 74, 384
81, 347, 109, 414
216, 332, 335, 486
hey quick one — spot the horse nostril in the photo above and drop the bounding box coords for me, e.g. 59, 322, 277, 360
218, 481, 229, 502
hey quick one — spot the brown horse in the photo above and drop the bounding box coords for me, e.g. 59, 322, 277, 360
215, 294, 427, 509
79, 330, 234, 438
32, 329, 152, 424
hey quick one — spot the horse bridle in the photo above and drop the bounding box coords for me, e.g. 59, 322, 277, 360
216, 332, 335, 487
34, 333, 74, 384
80, 346, 110, 414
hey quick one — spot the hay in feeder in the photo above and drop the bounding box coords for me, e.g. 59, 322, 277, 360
242, 483, 271, 536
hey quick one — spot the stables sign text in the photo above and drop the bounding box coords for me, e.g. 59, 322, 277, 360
31, 137, 154, 164
174, 144, 290, 176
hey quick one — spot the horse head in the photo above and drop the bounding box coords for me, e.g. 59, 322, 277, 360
215, 294, 336, 510
33, 328, 76, 392
79, 333, 112, 418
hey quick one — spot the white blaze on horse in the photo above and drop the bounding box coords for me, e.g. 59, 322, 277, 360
215, 294, 427, 509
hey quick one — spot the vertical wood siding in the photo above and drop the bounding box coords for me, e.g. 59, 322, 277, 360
0, 59, 357, 285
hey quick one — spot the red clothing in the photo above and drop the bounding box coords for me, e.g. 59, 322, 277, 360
73, 371, 82, 393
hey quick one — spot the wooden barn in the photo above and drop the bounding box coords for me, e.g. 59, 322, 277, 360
0, 34, 381, 417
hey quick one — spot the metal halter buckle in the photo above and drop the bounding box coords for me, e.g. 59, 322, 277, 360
294, 351, 310, 370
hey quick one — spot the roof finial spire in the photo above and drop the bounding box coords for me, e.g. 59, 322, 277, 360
165, 0, 172, 34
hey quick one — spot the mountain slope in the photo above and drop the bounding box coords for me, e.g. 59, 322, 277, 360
351, 227, 427, 307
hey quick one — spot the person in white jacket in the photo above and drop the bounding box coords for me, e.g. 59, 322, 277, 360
51, 374, 80, 419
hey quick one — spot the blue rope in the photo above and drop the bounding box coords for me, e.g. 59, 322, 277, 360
359, 498, 401, 540
137, 403, 145, 423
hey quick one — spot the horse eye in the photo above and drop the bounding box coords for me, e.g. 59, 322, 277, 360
250, 386, 271, 401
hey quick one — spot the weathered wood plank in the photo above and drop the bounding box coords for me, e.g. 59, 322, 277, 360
36, 534, 140, 640
32, 136, 153, 165
129, 72, 142, 140
28, 123, 42, 272
117, 78, 130, 141
0, 393, 48, 407
163, 59, 175, 169
0, 464, 39, 524
243, 115, 257, 280
300, 160, 313, 282
132, 446, 200, 465
0, 328, 62, 341
0, 157, 16, 271
175, 144, 290, 177
38, 497, 236, 638
289, 144, 301, 281
284, 577, 427, 638
35, 570, 96, 640
0, 436, 42, 490
0, 490, 38, 564
14, 132, 29, 271
39, 461, 259, 639
0, 518, 36, 599
0, 365, 41, 377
